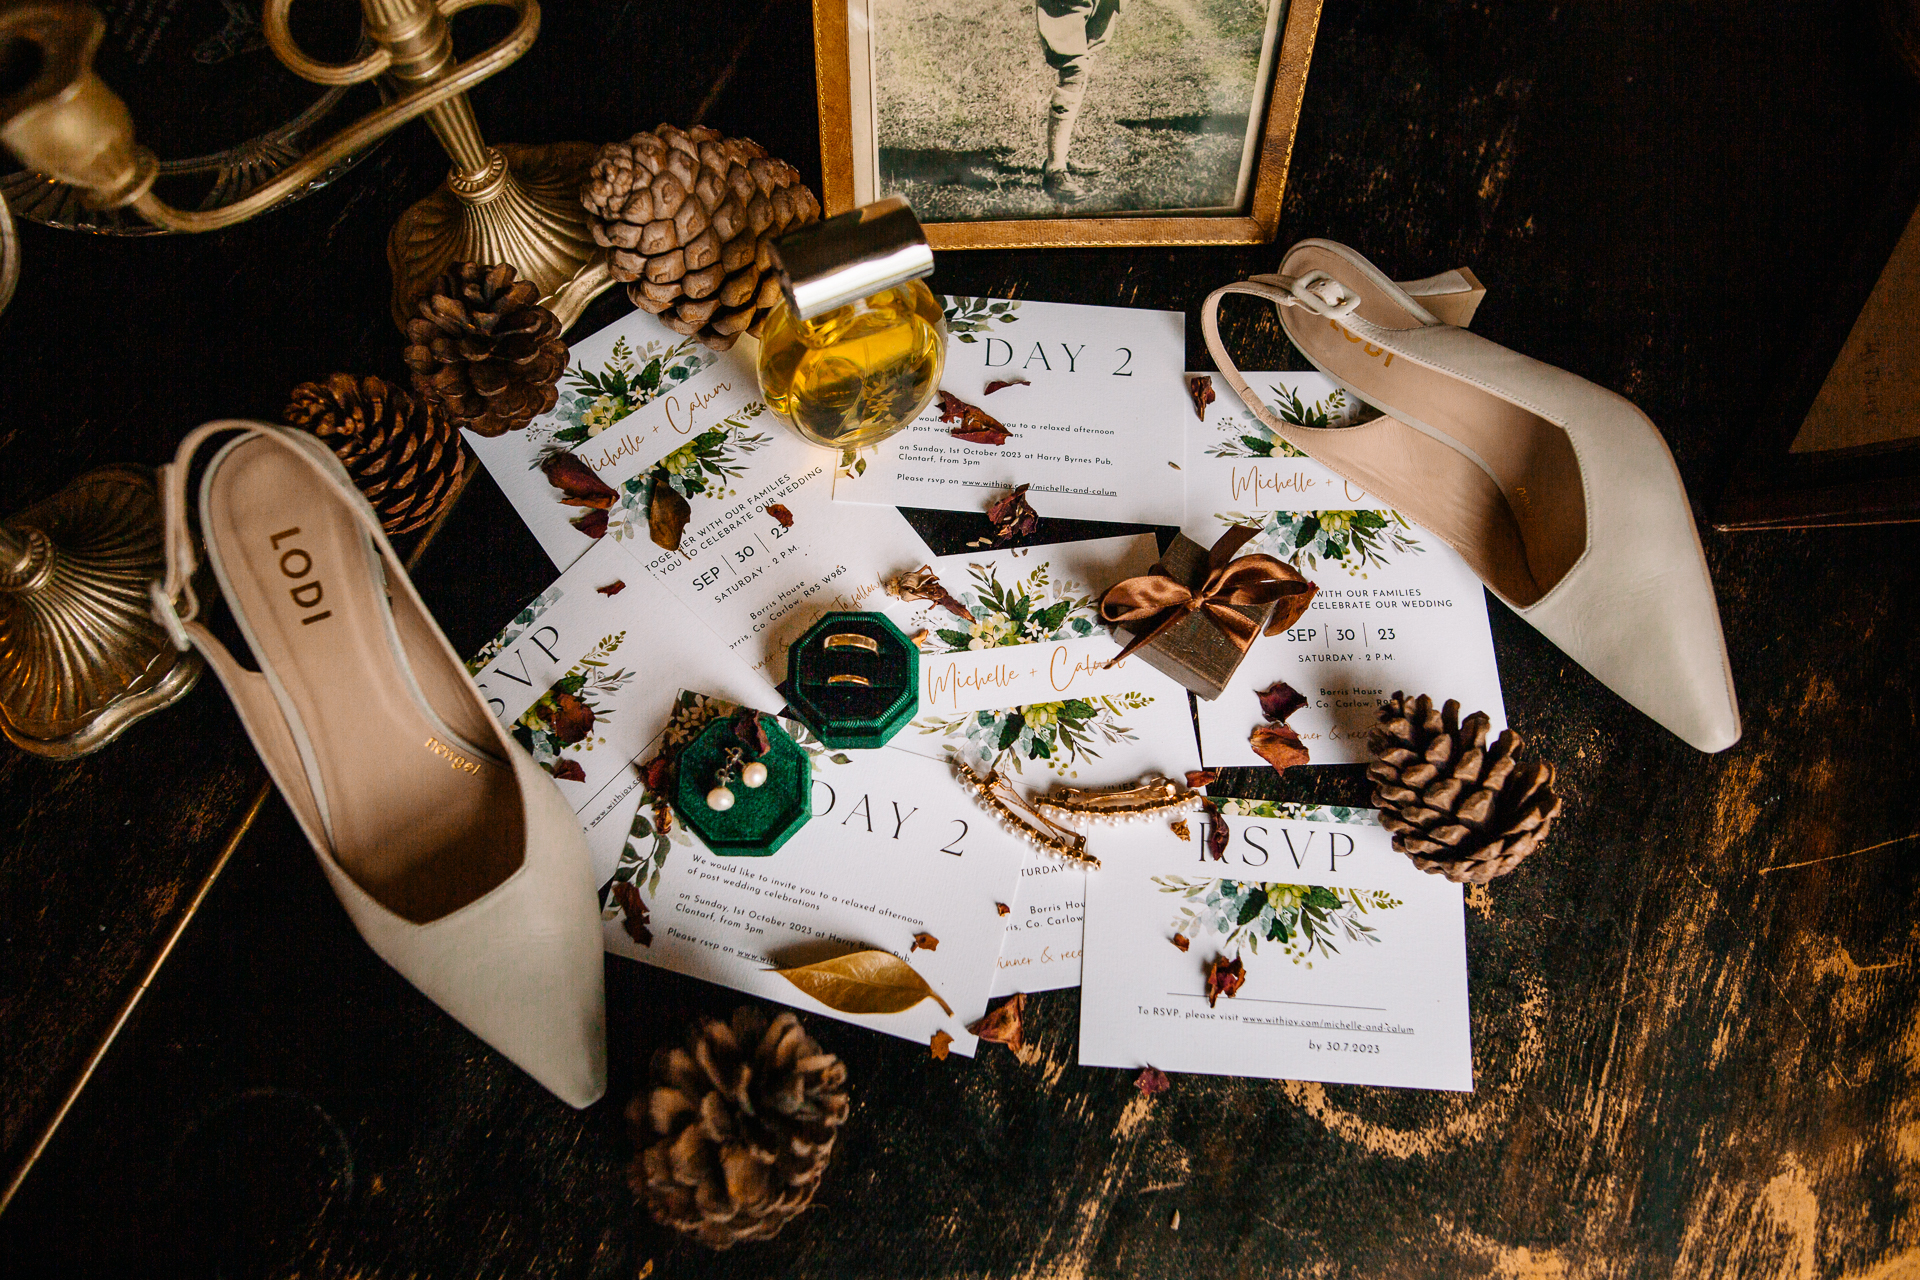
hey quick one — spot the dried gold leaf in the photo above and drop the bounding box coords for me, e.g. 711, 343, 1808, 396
1170, 818, 1191, 842
771, 949, 954, 1016
930, 1029, 954, 1060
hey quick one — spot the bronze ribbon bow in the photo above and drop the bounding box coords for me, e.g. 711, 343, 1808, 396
1098, 525, 1318, 666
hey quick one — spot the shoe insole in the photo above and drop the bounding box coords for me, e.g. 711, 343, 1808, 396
1282, 244, 1589, 608
204, 438, 524, 924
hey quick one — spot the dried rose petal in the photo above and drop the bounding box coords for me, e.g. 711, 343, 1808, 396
888, 566, 975, 622
986, 484, 1039, 543
996, 902, 1010, 917
596, 580, 626, 596
1204, 955, 1245, 1007
1256, 680, 1308, 724
968, 993, 1025, 1053
571, 508, 608, 539
1200, 798, 1229, 862
540, 451, 616, 509
551, 758, 586, 782
1185, 769, 1218, 789
1136, 1065, 1171, 1096
765, 503, 794, 528
612, 881, 653, 947
550, 691, 595, 744
1250, 722, 1309, 770
639, 753, 674, 797
936, 390, 1011, 446
648, 472, 690, 551
911, 932, 939, 953
732, 707, 771, 757
983, 377, 1030, 395
931, 1030, 954, 1060
1171, 933, 1190, 952
1188, 375, 1216, 421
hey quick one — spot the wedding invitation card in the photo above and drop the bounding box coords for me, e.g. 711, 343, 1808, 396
1183, 373, 1507, 765
1078, 803, 1473, 1091
466, 307, 936, 682
832, 296, 1189, 525
867, 535, 1202, 996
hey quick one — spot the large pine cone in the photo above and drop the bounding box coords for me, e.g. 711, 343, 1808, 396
581, 125, 821, 352
402, 262, 568, 438
285, 374, 465, 535
628, 1006, 849, 1250
1366, 693, 1562, 883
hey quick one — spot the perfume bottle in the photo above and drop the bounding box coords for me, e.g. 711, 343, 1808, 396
757, 197, 946, 450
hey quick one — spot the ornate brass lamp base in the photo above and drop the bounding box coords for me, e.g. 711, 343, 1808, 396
387, 141, 617, 334
0, 467, 202, 758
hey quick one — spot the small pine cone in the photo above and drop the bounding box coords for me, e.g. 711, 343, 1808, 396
403, 262, 568, 438
285, 374, 466, 535
628, 1006, 849, 1250
581, 124, 821, 352
1365, 693, 1562, 883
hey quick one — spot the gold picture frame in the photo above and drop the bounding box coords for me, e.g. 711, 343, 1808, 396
813, 0, 1323, 250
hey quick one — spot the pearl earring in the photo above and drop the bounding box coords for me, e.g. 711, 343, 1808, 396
707, 748, 746, 811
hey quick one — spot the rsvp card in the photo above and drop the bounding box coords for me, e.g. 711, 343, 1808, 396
833, 296, 1188, 525
1078, 803, 1473, 1091
1183, 372, 1507, 765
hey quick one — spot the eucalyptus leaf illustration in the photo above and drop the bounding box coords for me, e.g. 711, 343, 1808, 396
771, 950, 954, 1016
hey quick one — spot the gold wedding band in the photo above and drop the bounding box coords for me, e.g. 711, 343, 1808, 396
824, 633, 880, 653
827, 674, 872, 686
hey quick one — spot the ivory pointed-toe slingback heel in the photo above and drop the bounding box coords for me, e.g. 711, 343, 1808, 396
151, 422, 607, 1106
1202, 239, 1740, 753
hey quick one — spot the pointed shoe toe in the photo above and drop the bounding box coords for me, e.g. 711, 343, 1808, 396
1201, 240, 1740, 752
153, 423, 608, 1106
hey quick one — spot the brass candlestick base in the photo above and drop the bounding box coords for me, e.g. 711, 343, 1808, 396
387, 141, 614, 332
0, 467, 201, 758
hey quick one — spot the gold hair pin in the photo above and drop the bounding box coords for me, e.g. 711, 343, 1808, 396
1031, 775, 1202, 828
824, 633, 881, 653
953, 757, 1099, 868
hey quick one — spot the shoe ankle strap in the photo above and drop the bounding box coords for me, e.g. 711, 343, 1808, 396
150, 420, 387, 651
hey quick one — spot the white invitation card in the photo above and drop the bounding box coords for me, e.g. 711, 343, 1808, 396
1079, 802, 1473, 1091
1183, 373, 1506, 765
832, 296, 1188, 525
465, 307, 936, 683
591, 695, 1027, 1056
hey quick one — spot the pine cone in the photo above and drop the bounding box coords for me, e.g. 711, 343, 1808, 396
582, 124, 821, 352
628, 1006, 849, 1250
1365, 693, 1562, 883
402, 262, 568, 438
285, 374, 466, 535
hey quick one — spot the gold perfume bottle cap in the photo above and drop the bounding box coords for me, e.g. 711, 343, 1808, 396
772, 196, 934, 321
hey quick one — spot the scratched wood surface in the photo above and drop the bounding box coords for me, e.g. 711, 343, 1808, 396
4, 0, 1920, 1276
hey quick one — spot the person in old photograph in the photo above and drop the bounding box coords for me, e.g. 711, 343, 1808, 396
1036, 0, 1123, 202
872, 0, 1282, 224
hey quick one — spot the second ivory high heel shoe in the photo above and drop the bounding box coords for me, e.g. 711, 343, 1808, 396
1202, 239, 1740, 753
151, 422, 607, 1106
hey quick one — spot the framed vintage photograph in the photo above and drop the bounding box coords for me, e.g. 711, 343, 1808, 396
1714, 131, 1920, 530
812, 0, 1324, 249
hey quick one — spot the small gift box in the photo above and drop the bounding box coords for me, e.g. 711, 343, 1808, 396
1098, 528, 1318, 700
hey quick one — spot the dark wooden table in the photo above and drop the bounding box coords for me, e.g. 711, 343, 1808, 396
5, 1, 1920, 1275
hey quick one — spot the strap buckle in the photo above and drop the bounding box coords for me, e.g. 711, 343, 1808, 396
1282, 271, 1362, 320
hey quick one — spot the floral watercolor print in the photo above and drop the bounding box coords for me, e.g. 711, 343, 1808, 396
939, 295, 1021, 344
923, 560, 1100, 654
920, 692, 1158, 777
1154, 876, 1402, 965
1211, 799, 1376, 826
539, 335, 716, 448
591, 403, 773, 544
1212, 508, 1422, 576
1204, 382, 1358, 460
512, 632, 635, 781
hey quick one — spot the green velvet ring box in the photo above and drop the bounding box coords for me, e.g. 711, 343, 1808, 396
673, 716, 811, 856
785, 611, 920, 749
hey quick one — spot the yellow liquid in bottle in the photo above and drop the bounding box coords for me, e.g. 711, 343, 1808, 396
756, 281, 947, 450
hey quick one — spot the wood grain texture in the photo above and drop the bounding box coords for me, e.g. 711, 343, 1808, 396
4, 0, 1920, 1275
